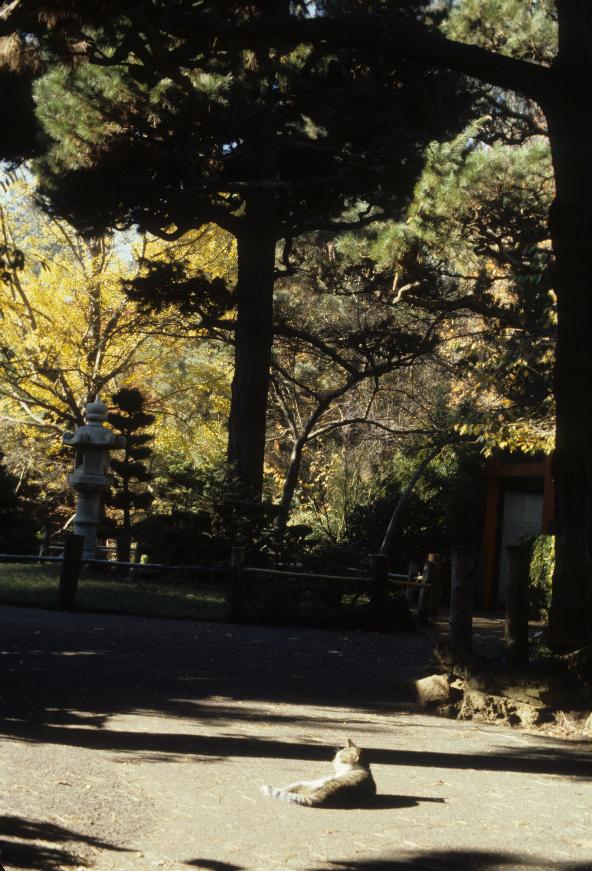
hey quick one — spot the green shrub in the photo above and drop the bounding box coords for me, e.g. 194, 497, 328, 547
133, 510, 223, 564
341, 445, 486, 571
0, 452, 38, 554
529, 534, 554, 621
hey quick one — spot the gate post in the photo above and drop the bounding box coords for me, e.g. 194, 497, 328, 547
505, 543, 531, 668
449, 546, 477, 655
417, 553, 441, 623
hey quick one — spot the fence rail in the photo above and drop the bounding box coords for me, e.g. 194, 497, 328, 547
1, 540, 435, 622
0, 552, 225, 573
84, 558, 226, 573
242, 565, 425, 586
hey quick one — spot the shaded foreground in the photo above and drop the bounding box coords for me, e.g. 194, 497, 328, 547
0, 605, 591, 870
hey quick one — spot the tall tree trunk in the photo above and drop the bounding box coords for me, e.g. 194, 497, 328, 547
545, 0, 592, 645
227, 223, 276, 501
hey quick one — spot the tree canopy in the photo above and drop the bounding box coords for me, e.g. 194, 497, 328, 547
1, 0, 476, 501
1, 0, 592, 644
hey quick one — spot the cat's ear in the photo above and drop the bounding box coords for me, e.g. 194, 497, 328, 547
346, 739, 361, 759
347, 740, 361, 762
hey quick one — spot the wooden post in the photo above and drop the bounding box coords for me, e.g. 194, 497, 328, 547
38, 527, 50, 557
370, 553, 389, 609
416, 559, 431, 624
227, 545, 246, 622
449, 546, 476, 655
505, 543, 531, 668
482, 472, 501, 608
428, 553, 441, 618
406, 559, 421, 608
417, 553, 441, 622
58, 533, 84, 611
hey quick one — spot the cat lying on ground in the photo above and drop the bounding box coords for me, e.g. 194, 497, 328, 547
261, 739, 376, 807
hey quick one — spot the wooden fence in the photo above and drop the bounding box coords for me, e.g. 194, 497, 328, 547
226, 546, 437, 625
0, 540, 536, 663
0, 535, 435, 626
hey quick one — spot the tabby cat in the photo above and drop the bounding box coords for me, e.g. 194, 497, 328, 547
261, 739, 376, 807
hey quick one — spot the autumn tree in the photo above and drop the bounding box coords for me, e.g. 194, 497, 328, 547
0, 180, 162, 429
0, 179, 232, 526
1, 1, 591, 642
0, 0, 474, 502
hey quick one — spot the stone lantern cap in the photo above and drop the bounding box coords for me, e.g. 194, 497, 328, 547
63, 396, 126, 450
63, 395, 126, 492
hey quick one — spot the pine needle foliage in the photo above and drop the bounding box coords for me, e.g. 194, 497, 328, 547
107, 387, 155, 547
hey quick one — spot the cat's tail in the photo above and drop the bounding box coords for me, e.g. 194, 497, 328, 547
260, 785, 315, 806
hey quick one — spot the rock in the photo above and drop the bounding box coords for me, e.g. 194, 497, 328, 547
437, 703, 460, 719
513, 701, 545, 729
458, 688, 545, 728
583, 713, 592, 737
465, 673, 490, 692
459, 689, 506, 723
415, 674, 454, 707
489, 681, 549, 709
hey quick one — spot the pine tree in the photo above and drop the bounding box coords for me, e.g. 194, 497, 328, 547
3, 0, 592, 642
1, 1, 475, 502
363, 125, 555, 455
107, 388, 155, 562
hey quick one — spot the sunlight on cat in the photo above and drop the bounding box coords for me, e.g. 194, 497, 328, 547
260, 739, 376, 807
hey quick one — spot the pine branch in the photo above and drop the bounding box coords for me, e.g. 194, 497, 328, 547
270, 16, 554, 103
274, 322, 360, 376
403, 291, 525, 329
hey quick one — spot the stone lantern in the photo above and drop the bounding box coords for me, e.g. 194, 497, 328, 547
63, 396, 126, 559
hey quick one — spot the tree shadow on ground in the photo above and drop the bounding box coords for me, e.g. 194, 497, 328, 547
185, 852, 592, 870
0, 815, 129, 869
1, 607, 591, 782
0, 608, 431, 723
1, 719, 591, 781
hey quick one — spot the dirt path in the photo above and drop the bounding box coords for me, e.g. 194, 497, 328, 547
1, 605, 591, 871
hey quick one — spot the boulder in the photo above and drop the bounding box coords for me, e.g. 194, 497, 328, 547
415, 674, 456, 707
459, 688, 544, 729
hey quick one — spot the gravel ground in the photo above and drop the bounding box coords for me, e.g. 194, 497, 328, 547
1, 605, 591, 871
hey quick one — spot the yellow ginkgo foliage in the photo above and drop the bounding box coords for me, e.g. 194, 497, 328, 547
0, 176, 234, 512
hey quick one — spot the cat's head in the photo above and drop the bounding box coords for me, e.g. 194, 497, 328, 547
334, 739, 368, 769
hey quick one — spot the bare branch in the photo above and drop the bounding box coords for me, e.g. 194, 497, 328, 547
308, 417, 438, 443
